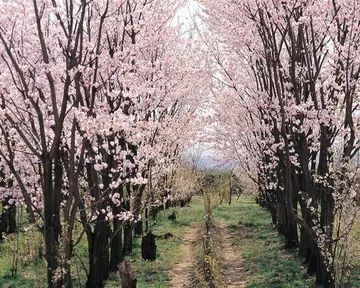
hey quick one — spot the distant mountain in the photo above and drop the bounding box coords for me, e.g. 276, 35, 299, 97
199, 155, 234, 170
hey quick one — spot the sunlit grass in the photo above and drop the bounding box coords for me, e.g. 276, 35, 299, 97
214, 196, 317, 288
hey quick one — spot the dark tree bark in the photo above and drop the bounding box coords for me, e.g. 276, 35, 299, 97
0, 201, 16, 240
0, 170, 16, 239
123, 186, 133, 255
133, 184, 145, 237
123, 220, 133, 256
43, 153, 62, 288
144, 208, 149, 233
110, 190, 124, 272
87, 216, 110, 288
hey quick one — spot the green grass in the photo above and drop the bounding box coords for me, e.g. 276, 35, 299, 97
0, 198, 204, 288
126, 197, 204, 288
76, 197, 205, 288
3, 195, 358, 288
213, 196, 317, 288
349, 218, 360, 287
0, 229, 45, 288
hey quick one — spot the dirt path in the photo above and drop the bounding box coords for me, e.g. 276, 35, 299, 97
218, 221, 248, 288
168, 220, 247, 288
168, 223, 199, 288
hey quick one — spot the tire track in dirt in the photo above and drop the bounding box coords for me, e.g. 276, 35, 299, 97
168, 220, 248, 288
218, 221, 248, 288
168, 223, 199, 288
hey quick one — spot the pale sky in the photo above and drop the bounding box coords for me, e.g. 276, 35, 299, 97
175, 0, 199, 23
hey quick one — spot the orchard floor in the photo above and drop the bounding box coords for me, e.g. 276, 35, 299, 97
134, 196, 318, 288
212, 198, 316, 288
0, 196, 327, 287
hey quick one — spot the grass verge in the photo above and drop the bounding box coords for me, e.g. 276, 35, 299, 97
123, 198, 204, 288
213, 196, 317, 288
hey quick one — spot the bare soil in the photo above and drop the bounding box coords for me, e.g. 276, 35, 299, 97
169, 220, 248, 288
168, 223, 199, 288
217, 221, 248, 288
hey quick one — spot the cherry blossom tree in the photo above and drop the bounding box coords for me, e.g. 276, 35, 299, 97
0, 0, 205, 287
201, 0, 360, 287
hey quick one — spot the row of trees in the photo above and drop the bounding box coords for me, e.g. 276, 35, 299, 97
0, 1, 205, 287
202, 1, 360, 287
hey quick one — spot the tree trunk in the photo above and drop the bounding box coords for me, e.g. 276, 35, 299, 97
110, 185, 124, 271
316, 127, 335, 287
133, 185, 145, 237
298, 204, 319, 276
0, 172, 16, 238
0, 201, 16, 239
144, 208, 149, 233
8, 203, 16, 233
110, 219, 123, 272
275, 194, 287, 236
87, 215, 110, 288
317, 192, 335, 288
43, 154, 62, 288
122, 191, 133, 255
119, 261, 137, 288
63, 231, 73, 288
123, 221, 133, 256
